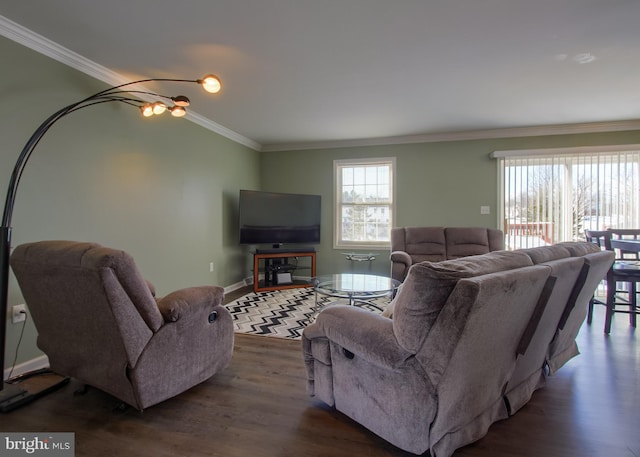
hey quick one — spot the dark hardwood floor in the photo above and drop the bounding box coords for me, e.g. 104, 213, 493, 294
1, 289, 638, 457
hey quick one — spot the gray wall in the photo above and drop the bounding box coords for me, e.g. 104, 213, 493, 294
261, 131, 640, 275
1, 36, 260, 369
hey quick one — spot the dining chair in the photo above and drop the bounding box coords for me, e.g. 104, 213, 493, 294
584, 230, 608, 324
608, 228, 640, 260
584, 229, 640, 333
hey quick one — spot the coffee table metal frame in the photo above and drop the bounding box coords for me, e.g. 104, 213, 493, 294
311, 273, 400, 317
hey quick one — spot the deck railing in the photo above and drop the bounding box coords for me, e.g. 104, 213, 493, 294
506, 222, 554, 245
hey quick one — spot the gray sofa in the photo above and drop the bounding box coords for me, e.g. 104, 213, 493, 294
302, 242, 613, 456
10, 240, 234, 410
390, 226, 504, 282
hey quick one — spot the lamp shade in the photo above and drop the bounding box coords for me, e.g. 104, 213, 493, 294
201, 75, 222, 94
170, 106, 187, 117
152, 102, 167, 115
172, 95, 191, 107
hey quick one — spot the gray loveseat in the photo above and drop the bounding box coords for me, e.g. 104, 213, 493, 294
390, 226, 504, 282
302, 242, 613, 456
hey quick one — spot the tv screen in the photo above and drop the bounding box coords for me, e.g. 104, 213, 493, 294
239, 190, 321, 246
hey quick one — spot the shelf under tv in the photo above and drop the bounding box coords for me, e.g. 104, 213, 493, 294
253, 250, 316, 293
255, 246, 316, 254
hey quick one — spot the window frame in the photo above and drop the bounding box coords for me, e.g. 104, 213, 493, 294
333, 157, 396, 250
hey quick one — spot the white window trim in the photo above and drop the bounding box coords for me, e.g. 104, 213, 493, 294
491, 144, 640, 159
333, 157, 396, 250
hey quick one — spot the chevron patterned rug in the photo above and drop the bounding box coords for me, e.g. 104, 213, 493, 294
226, 287, 390, 339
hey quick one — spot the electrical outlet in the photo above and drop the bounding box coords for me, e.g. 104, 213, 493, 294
12, 304, 26, 324
209, 262, 215, 273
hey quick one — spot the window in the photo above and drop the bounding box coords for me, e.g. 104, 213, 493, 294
334, 158, 395, 249
493, 145, 640, 250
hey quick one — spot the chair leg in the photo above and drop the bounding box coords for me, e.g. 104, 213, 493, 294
631, 283, 637, 328
605, 278, 616, 334
587, 297, 594, 325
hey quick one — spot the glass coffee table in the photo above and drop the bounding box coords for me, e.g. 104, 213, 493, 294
311, 273, 400, 319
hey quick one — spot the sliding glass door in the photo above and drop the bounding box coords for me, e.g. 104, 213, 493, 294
493, 146, 640, 250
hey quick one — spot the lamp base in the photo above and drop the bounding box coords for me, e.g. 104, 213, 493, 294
1, 372, 69, 412
0, 382, 28, 411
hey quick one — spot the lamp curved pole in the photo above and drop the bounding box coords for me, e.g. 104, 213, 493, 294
1, 76, 219, 384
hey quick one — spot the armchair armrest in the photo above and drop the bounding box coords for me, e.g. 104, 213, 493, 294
156, 285, 224, 323
390, 250, 412, 267
305, 305, 412, 370
390, 250, 413, 282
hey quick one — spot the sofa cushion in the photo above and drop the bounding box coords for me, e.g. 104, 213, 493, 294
445, 227, 495, 259
555, 241, 602, 256
518, 245, 571, 264
392, 250, 534, 353
404, 226, 447, 263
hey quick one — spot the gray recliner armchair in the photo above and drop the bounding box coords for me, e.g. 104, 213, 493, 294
10, 240, 234, 410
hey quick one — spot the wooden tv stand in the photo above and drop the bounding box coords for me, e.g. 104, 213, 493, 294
253, 250, 316, 293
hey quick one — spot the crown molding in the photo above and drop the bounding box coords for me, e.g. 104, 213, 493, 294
4, 14, 639, 154
260, 120, 640, 152
0, 14, 261, 151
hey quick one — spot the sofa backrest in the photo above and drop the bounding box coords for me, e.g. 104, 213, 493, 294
444, 227, 505, 259
546, 248, 614, 373
390, 240, 612, 375
79, 245, 164, 331
517, 244, 572, 263
504, 255, 585, 413
391, 226, 504, 264
422, 265, 552, 457
519, 241, 613, 373
391, 250, 533, 353
10, 241, 162, 377
391, 226, 448, 263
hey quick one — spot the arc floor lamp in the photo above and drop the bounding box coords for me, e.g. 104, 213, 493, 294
0, 74, 222, 408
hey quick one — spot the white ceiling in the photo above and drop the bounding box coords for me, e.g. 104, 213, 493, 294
1, 0, 640, 151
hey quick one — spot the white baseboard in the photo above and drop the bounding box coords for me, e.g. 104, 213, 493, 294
3, 355, 50, 381
224, 279, 251, 294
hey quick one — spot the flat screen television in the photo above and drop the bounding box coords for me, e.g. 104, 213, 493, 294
238, 190, 321, 247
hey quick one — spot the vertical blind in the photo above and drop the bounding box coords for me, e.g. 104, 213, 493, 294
494, 146, 640, 250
